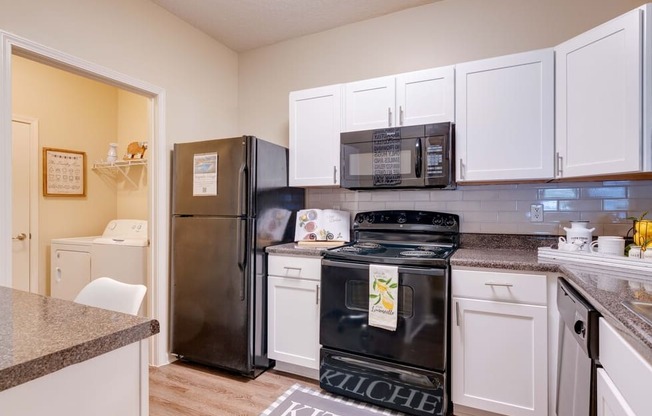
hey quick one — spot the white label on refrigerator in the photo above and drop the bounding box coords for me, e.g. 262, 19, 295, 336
193, 152, 218, 196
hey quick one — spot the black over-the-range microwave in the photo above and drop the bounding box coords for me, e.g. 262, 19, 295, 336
340, 122, 455, 190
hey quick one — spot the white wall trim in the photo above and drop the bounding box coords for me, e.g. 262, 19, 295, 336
0, 30, 170, 366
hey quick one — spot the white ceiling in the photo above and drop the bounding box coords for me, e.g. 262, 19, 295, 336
150, 0, 440, 52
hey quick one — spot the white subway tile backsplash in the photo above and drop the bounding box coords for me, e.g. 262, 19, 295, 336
399, 190, 431, 201
581, 186, 627, 199
558, 200, 602, 212
538, 188, 580, 200
304, 180, 652, 236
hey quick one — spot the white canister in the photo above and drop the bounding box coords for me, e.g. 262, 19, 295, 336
563, 221, 595, 252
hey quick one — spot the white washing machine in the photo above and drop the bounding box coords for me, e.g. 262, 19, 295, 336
50, 236, 98, 301
91, 219, 149, 314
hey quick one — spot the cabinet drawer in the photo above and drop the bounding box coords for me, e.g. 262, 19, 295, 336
452, 269, 547, 305
599, 318, 652, 416
268, 255, 321, 280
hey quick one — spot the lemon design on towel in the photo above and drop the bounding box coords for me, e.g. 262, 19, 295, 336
370, 277, 397, 310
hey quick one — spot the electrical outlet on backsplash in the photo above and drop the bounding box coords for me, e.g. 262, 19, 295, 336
304, 180, 652, 236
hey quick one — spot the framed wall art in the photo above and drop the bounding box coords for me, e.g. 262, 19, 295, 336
43, 147, 86, 197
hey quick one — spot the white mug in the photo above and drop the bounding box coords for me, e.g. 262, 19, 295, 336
590, 236, 625, 256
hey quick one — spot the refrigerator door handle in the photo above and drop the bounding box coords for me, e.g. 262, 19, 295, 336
237, 161, 247, 216
237, 219, 247, 301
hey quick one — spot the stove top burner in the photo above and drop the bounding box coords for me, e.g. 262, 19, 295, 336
354, 242, 382, 249
400, 250, 436, 258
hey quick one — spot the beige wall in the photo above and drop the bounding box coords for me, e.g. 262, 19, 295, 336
238, 0, 648, 147
0, 0, 239, 145
12, 55, 120, 293
117, 90, 149, 220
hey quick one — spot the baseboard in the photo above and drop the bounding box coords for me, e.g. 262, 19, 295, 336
453, 404, 506, 416
272, 361, 319, 380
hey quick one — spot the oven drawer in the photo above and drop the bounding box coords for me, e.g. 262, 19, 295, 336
268, 254, 321, 280
452, 269, 547, 305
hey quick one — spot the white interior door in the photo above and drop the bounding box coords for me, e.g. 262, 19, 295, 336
11, 117, 38, 293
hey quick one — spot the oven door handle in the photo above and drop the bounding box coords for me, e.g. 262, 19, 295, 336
322, 259, 446, 276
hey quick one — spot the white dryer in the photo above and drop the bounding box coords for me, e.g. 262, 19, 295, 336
50, 236, 98, 301
91, 219, 149, 314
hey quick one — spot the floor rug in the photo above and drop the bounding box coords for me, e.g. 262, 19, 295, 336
260, 383, 405, 415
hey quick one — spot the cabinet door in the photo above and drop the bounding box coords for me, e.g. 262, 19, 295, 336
51, 249, 91, 301
455, 49, 554, 182
289, 85, 342, 186
268, 276, 320, 369
451, 297, 548, 416
555, 8, 642, 177
396, 66, 455, 126
596, 368, 636, 416
344, 76, 396, 131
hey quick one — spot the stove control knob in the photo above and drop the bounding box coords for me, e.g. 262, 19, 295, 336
354, 214, 365, 224
366, 214, 375, 223
397, 213, 407, 224
433, 215, 443, 226
445, 217, 457, 227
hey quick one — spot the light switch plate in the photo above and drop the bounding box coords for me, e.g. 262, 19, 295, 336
530, 204, 544, 222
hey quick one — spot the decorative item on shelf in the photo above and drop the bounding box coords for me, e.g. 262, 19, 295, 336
627, 211, 652, 256
106, 143, 118, 163
563, 221, 594, 252
123, 141, 147, 160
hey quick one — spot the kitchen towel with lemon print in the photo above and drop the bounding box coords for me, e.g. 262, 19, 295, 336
369, 264, 399, 331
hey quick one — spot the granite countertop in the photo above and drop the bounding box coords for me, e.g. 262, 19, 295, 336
452, 248, 652, 365
266, 242, 339, 257
0, 287, 160, 392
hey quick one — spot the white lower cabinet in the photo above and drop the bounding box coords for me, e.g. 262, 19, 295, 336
451, 268, 548, 416
596, 368, 636, 416
598, 318, 652, 416
267, 254, 321, 379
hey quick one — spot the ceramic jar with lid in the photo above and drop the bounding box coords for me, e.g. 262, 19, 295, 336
563, 221, 595, 252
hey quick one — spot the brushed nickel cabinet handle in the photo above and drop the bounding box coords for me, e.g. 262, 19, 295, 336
484, 282, 514, 288
316, 284, 320, 305
388, 107, 392, 127
459, 158, 465, 180
284, 266, 302, 271
333, 166, 337, 184
399, 106, 404, 125
455, 301, 460, 326
557, 152, 563, 177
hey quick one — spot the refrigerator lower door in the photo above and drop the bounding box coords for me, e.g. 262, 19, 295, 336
170, 216, 252, 374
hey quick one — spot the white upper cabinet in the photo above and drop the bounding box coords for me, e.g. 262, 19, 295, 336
344, 75, 396, 131
555, 7, 646, 178
455, 49, 554, 182
344, 67, 454, 132
289, 84, 342, 187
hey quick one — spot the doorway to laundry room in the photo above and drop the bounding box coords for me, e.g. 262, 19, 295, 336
11, 54, 151, 309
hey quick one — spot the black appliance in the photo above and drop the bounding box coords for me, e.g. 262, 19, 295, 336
169, 136, 304, 378
340, 122, 455, 190
320, 210, 459, 416
556, 277, 600, 416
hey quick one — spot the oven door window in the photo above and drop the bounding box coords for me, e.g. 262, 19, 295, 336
321, 260, 448, 371
341, 137, 424, 188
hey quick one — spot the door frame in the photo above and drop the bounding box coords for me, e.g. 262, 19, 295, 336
12, 115, 39, 293
0, 31, 170, 366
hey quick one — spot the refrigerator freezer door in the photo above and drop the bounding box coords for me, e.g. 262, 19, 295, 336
172, 137, 248, 216
170, 216, 251, 373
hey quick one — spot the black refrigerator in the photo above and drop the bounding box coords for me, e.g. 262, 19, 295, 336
169, 136, 304, 377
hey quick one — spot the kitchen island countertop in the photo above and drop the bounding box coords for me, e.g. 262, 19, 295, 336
0, 286, 159, 392
452, 248, 652, 365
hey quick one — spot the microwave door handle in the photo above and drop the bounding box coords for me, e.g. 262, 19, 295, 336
415, 138, 422, 178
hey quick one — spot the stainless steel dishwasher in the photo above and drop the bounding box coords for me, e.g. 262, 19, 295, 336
556, 277, 600, 416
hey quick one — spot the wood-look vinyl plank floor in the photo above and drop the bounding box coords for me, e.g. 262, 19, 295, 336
149, 361, 319, 416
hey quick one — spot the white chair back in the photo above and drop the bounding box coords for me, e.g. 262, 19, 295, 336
74, 277, 147, 315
